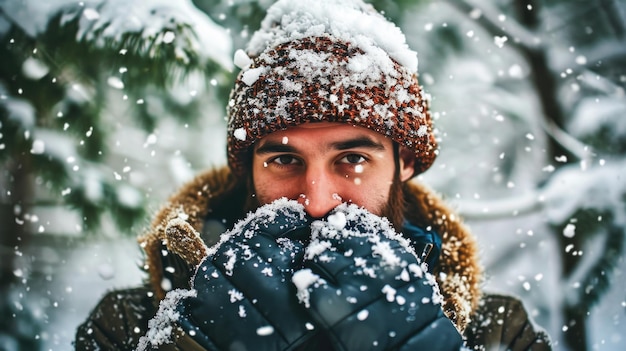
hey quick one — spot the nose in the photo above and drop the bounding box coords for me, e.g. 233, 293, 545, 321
298, 169, 342, 218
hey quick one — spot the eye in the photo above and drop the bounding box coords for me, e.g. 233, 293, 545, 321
271, 155, 299, 165
339, 154, 366, 164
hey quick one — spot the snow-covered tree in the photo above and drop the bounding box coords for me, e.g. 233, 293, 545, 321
1, 0, 232, 348
406, 1, 625, 350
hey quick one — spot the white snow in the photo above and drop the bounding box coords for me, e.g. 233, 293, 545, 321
256, 325, 275, 336
47, 0, 232, 69
417, 125, 429, 137
248, 0, 418, 72
83, 8, 100, 21
21, 57, 49, 80
14, 0, 234, 69
382, 284, 396, 302
241, 66, 268, 86
326, 212, 347, 230
107, 76, 124, 90
162, 31, 176, 44
494, 35, 508, 48
223, 248, 237, 276
568, 97, 626, 142
542, 159, 626, 226
303, 203, 437, 299
304, 238, 333, 260
0, 1, 64, 35
228, 289, 244, 303
30, 139, 45, 154
234, 127, 247, 141
29, 130, 78, 168
204, 198, 307, 259
370, 239, 401, 268
234, 49, 253, 69
292, 268, 323, 308
96, 263, 115, 280
563, 223, 576, 238
136, 288, 197, 350
356, 309, 369, 320
407, 263, 424, 279
233, 0, 427, 129
116, 183, 143, 208
238, 305, 247, 318
83, 169, 104, 203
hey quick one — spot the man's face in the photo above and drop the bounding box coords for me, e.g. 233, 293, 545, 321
252, 122, 414, 218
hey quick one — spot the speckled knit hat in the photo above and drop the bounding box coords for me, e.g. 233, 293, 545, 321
226, 0, 437, 177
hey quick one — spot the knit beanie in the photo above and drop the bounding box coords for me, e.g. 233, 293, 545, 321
226, 0, 437, 177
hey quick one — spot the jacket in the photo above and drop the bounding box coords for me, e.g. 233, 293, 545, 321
74, 166, 551, 350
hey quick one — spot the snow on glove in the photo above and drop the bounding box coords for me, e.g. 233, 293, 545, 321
174, 198, 318, 351
293, 203, 463, 351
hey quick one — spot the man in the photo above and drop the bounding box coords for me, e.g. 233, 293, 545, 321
75, 0, 551, 350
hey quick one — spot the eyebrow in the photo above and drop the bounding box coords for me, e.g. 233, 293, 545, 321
330, 137, 386, 151
255, 136, 386, 155
255, 142, 298, 155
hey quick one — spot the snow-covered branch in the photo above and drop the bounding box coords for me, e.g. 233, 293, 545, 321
540, 117, 594, 163
456, 159, 626, 225
63, 0, 233, 70
453, 191, 543, 220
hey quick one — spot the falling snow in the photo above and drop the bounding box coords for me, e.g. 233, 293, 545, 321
2, 0, 626, 350
234, 127, 247, 141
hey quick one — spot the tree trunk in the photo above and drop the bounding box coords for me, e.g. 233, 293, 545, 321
0, 155, 34, 290
511, 1, 586, 350
556, 230, 588, 351
0, 154, 42, 351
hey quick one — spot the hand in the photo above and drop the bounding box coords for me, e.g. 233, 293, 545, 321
175, 198, 318, 350
297, 203, 463, 351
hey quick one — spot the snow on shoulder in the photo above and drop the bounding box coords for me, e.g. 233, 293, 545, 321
246, 0, 418, 73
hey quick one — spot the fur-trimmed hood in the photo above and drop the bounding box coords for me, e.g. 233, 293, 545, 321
138, 166, 483, 333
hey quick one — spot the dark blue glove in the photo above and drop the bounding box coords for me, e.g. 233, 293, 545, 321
175, 198, 318, 351
297, 204, 463, 351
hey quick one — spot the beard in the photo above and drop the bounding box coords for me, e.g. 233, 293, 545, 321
380, 171, 406, 230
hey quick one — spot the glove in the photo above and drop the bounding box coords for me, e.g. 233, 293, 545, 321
175, 198, 318, 351
296, 203, 463, 351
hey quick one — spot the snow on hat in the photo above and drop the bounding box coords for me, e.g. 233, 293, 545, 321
226, 0, 437, 177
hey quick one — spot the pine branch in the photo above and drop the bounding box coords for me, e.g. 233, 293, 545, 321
32, 146, 147, 234
40, 0, 232, 90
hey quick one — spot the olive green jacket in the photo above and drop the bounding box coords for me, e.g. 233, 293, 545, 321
75, 167, 551, 350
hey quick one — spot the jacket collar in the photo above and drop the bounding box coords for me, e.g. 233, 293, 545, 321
138, 166, 483, 332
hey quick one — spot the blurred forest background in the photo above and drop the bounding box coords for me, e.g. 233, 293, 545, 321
1, 0, 625, 350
